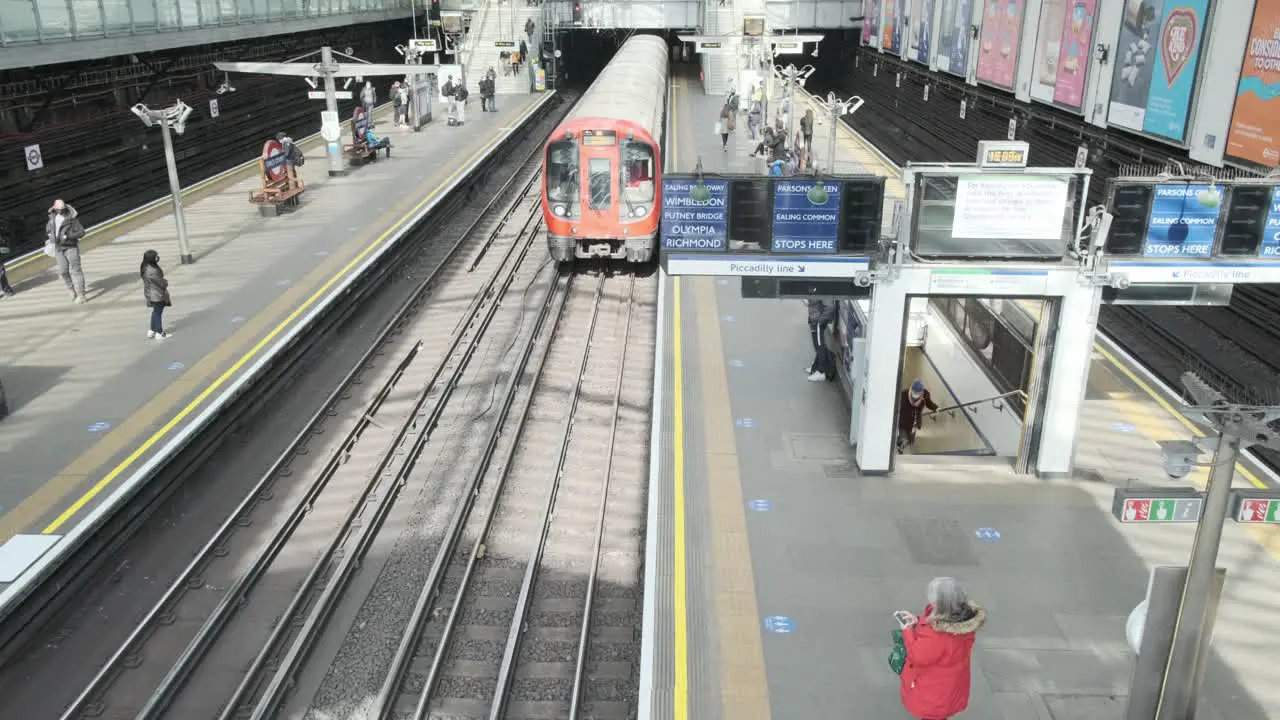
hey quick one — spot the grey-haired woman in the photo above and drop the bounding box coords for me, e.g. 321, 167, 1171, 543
895, 577, 986, 719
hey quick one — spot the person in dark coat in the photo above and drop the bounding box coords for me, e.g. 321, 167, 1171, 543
897, 379, 938, 452
47, 199, 87, 303
140, 249, 172, 339
806, 298, 837, 382
897, 577, 986, 720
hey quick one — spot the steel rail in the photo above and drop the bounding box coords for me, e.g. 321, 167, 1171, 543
227, 208, 549, 720
568, 274, 637, 719
371, 269, 577, 720
118, 162, 549, 720
487, 272, 617, 720
61, 159, 544, 720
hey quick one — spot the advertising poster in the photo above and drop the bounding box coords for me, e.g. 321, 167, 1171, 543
771, 181, 842, 253
1030, 0, 1096, 108
976, 0, 1026, 90
884, 0, 903, 54
864, 0, 882, 46
1108, 0, 1210, 142
1142, 183, 1223, 258
1262, 187, 1280, 258
936, 0, 975, 77
1053, 0, 1096, 108
909, 0, 937, 64
1225, 0, 1280, 168
660, 178, 729, 252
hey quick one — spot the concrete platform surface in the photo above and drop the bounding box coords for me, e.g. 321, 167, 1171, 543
641, 77, 1280, 720
0, 93, 551, 598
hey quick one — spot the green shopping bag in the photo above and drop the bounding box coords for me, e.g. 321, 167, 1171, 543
888, 628, 907, 675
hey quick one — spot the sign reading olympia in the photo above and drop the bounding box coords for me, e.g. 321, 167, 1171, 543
661, 178, 729, 252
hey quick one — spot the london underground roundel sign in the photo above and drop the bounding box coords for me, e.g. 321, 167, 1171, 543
261, 139, 288, 182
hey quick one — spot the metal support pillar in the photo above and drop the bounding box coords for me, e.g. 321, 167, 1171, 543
811, 92, 863, 174
1148, 373, 1280, 719
158, 121, 193, 265
319, 46, 344, 178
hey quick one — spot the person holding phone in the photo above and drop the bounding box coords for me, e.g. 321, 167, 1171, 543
895, 577, 986, 719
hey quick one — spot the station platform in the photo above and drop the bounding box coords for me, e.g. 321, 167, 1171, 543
0, 93, 553, 607
641, 78, 1280, 720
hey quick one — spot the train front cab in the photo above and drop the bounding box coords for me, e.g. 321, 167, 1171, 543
545, 124, 659, 263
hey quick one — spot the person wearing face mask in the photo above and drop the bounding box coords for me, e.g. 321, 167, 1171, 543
897, 379, 937, 453
46, 199, 87, 303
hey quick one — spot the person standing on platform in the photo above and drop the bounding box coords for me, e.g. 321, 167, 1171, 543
0, 225, 14, 297
140, 249, 172, 339
800, 108, 815, 169
360, 80, 377, 117
717, 104, 732, 152
747, 95, 763, 141
806, 298, 836, 382
895, 577, 986, 720
897, 379, 937, 453
453, 82, 469, 125
46, 199, 87, 304
392, 81, 408, 127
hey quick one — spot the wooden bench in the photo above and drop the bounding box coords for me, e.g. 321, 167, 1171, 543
249, 175, 305, 216
344, 137, 379, 166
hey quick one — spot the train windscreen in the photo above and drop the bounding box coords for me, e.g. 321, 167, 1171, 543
621, 141, 656, 206
547, 140, 579, 205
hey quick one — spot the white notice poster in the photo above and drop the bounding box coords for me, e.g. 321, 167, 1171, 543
951, 175, 1069, 240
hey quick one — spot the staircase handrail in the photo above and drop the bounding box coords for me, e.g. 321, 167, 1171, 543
465, 0, 498, 82
927, 389, 1028, 417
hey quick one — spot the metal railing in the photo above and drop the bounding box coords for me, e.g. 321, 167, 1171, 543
927, 389, 1027, 417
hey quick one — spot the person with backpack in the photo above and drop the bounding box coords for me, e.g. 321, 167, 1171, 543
140, 249, 172, 339
46, 199, 87, 304
453, 82, 469, 125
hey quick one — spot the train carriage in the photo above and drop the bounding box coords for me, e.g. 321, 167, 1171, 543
543, 34, 669, 264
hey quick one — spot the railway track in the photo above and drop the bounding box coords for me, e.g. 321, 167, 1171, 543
368, 271, 652, 720
55, 147, 558, 720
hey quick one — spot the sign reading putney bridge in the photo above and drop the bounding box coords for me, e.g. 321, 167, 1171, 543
659, 174, 885, 272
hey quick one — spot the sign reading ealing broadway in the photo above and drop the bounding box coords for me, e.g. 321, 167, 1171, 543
661, 178, 729, 252
1264, 187, 1280, 259
772, 180, 842, 253
1143, 183, 1224, 258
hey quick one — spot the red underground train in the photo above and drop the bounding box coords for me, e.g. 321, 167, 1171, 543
543, 34, 669, 264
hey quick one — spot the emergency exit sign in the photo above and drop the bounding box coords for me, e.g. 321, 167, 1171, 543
1231, 491, 1280, 523
1112, 487, 1205, 523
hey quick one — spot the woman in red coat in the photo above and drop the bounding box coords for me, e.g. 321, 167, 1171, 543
898, 577, 987, 719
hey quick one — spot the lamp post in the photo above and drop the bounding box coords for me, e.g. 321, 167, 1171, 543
1150, 373, 1280, 719
811, 92, 864, 173
773, 63, 814, 153
131, 100, 195, 265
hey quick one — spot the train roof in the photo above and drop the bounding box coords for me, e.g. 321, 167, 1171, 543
564, 34, 668, 140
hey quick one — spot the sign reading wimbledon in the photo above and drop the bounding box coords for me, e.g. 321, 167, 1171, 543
661, 178, 729, 251
1144, 183, 1224, 258
772, 180, 841, 253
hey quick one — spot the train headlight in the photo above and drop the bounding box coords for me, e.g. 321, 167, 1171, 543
633, 206, 647, 217
553, 205, 568, 217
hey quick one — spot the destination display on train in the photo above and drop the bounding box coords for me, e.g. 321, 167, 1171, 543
581, 130, 617, 147
660, 177, 729, 251
771, 181, 842, 253
1263, 186, 1280, 259
1143, 183, 1225, 258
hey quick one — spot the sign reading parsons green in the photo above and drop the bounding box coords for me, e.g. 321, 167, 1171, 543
661, 178, 728, 251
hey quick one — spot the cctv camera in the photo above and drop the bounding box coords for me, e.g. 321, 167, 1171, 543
854, 272, 873, 288
395, 44, 407, 56
131, 103, 154, 126
1158, 440, 1200, 480
304, 77, 318, 90
1162, 454, 1193, 479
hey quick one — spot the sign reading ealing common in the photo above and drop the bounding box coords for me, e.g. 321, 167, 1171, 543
661, 177, 729, 251
1144, 183, 1224, 258
772, 180, 842, 253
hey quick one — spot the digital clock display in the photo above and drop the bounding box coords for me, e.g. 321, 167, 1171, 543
985, 149, 1026, 165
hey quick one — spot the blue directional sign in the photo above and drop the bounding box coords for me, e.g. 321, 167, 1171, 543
1262, 187, 1280, 260
763, 615, 795, 633
1143, 184, 1224, 258
772, 181, 842, 254
661, 178, 729, 252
